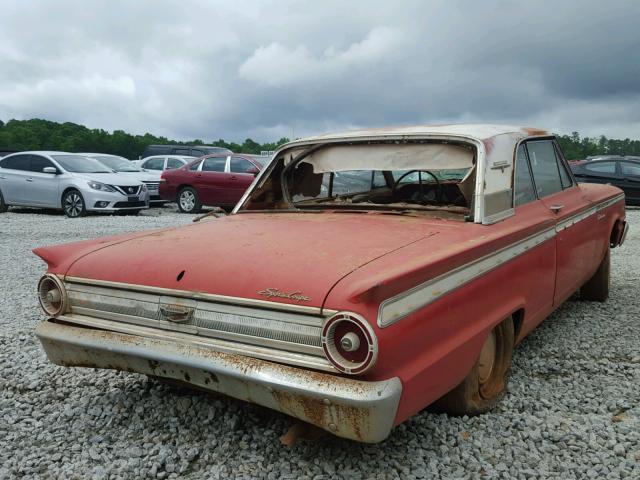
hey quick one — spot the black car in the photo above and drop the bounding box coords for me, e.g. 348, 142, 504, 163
140, 144, 232, 159
571, 157, 640, 205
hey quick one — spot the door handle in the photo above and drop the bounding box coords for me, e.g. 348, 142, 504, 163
26, 178, 34, 182
0, 175, 6, 179
230, 176, 237, 180
549, 204, 564, 214
196, 174, 202, 178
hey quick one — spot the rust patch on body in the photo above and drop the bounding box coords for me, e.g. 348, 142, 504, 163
522, 127, 549, 137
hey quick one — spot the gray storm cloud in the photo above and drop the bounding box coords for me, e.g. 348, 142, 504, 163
0, 0, 639, 141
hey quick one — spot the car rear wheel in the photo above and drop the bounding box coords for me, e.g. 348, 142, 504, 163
432, 317, 514, 415
177, 187, 201, 214
0, 190, 7, 213
580, 248, 610, 302
62, 190, 87, 218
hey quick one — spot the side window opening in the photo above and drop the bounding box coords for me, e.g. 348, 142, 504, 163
585, 162, 617, 174
230, 156, 255, 173
514, 145, 537, 206
0, 154, 32, 171
202, 157, 226, 172
143, 158, 165, 170
166, 158, 183, 169
30, 155, 55, 173
554, 144, 574, 189
525, 140, 563, 198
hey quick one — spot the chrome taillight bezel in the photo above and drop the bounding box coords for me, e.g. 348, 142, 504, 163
321, 312, 378, 374
37, 274, 68, 317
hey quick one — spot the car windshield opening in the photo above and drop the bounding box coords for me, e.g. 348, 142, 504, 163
93, 156, 140, 172
53, 155, 114, 173
240, 141, 476, 217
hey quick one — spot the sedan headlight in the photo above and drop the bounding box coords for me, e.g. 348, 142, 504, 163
37, 274, 68, 317
87, 181, 116, 192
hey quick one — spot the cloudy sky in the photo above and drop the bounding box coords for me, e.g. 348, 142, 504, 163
1, 1, 639, 142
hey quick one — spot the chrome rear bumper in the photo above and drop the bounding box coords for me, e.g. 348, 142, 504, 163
35, 319, 401, 443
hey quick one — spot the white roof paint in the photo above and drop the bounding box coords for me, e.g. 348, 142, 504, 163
286, 124, 550, 145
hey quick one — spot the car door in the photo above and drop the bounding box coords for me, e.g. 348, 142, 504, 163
0, 154, 32, 203
195, 156, 229, 205
26, 155, 61, 207
525, 139, 598, 305
512, 144, 557, 331
228, 156, 259, 204
619, 161, 640, 204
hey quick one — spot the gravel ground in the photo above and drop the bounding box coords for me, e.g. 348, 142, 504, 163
0, 206, 638, 479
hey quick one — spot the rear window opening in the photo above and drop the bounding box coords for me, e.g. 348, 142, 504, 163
240, 140, 477, 219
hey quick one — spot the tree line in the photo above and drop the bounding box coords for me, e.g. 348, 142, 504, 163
0, 118, 289, 159
1, 118, 639, 160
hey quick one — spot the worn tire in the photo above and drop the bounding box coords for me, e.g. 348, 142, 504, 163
62, 189, 87, 218
177, 187, 201, 214
0, 190, 7, 213
432, 317, 515, 416
580, 248, 610, 302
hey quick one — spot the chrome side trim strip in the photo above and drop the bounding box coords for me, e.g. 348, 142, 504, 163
378, 226, 557, 327
64, 276, 334, 316
595, 193, 625, 211
377, 194, 625, 328
556, 207, 596, 232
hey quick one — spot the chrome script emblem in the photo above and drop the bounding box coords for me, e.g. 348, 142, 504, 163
158, 304, 194, 323
258, 288, 311, 302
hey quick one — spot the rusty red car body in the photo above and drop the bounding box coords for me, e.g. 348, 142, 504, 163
33, 125, 628, 442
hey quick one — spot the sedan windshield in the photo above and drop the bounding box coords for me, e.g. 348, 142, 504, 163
53, 155, 113, 173
91, 155, 141, 172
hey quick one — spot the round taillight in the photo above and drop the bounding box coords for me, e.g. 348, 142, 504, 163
37, 274, 67, 317
321, 312, 378, 374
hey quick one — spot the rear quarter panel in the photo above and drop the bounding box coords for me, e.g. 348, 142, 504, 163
323, 203, 559, 424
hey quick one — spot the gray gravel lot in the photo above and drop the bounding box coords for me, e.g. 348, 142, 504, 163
0, 207, 638, 479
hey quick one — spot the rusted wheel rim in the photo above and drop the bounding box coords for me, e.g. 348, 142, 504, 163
478, 330, 496, 385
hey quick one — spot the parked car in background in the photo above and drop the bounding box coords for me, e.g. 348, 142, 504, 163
79, 153, 165, 205
33, 125, 627, 442
132, 155, 192, 175
140, 144, 232, 159
0, 151, 149, 217
571, 156, 640, 205
159, 153, 262, 213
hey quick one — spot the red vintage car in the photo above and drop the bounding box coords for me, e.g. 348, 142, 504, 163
34, 125, 628, 443
159, 153, 262, 213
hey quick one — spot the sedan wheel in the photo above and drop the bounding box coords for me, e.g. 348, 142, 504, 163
177, 187, 201, 214
62, 190, 87, 218
431, 317, 514, 415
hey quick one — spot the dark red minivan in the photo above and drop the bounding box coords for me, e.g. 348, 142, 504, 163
159, 154, 263, 213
